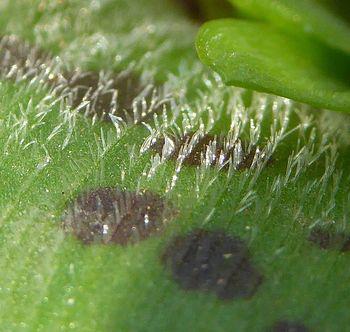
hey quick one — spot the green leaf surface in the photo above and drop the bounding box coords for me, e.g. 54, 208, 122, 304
1, 1, 350, 331
196, 19, 350, 113
229, 0, 350, 55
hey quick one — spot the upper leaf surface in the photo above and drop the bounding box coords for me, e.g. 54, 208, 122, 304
229, 0, 350, 55
196, 19, 350, 112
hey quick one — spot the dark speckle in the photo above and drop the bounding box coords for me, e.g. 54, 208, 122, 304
308, 227, 350, 252
161, 229, 263, 300
269, 321, 310, 332
63, 187, 173, 245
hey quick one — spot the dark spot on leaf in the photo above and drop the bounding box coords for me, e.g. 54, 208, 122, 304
151, 133, 271, 170
269, 321, 310, 332
63, 187, 173, 245
161, 229, 263, 300
308, 227, 350, 252
63, 70, 169, 123
0, 35, 50, 80
235, 144, 262, 171
341, 238, 350, 252
0, 35, 169, 123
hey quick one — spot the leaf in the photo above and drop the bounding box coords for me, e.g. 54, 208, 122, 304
229, 0, 350, 55
1, 1, 350, 331
196, 19, 350, 112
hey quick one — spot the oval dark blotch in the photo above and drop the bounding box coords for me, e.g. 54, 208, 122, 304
152, 133, 271, 170
63, 187, 173, 245
269, 320, 310, 332
0, 35, 169, 124
63, 70, 169, 123
161, 229, 263, 300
